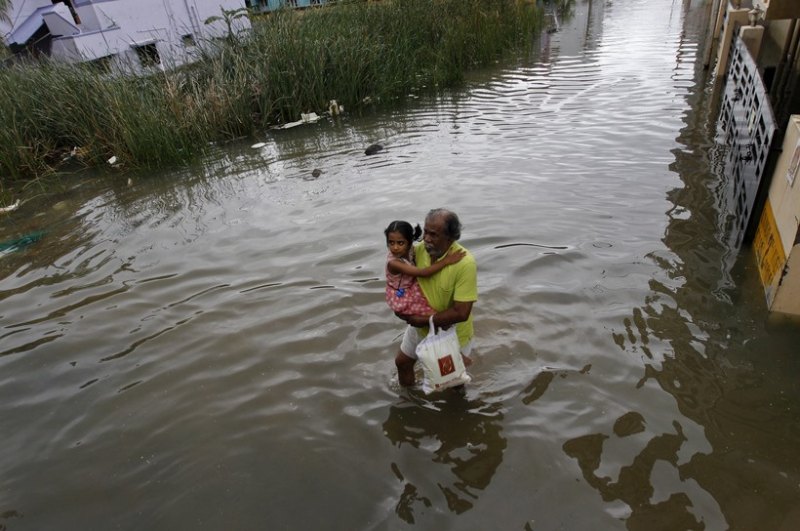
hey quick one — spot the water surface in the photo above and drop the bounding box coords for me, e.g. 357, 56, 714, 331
2, 1, 800, 530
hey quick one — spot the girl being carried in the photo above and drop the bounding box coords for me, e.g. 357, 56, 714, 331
383, 220, 465, 315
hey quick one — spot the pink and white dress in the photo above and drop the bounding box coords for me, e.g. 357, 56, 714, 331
385, 251, 435, 315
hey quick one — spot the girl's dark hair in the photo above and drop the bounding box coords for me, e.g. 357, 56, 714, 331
384, 220, 422, 244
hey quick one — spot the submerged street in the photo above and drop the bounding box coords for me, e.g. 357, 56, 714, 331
2, 1, 800, 529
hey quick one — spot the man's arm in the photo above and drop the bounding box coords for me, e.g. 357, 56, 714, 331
396, 300, 473, 329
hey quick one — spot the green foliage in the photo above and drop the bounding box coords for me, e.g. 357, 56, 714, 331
204, 7, 250, 45
0, 61, 213, 180
0, 0, 543, 182
0, 0, 9, 24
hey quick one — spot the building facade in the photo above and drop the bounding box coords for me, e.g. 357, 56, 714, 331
0, 0, 250, 72
707, 0, 800, 317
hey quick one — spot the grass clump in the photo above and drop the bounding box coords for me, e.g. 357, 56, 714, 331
0, 0, 543, 184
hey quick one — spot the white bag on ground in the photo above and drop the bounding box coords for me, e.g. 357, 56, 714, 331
416, 316, 471, 394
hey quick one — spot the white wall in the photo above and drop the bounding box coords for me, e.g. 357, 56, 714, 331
1, 0, 54, 45
4, 0, 250, 72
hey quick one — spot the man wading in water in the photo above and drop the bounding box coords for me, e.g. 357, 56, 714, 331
394, 208, 477, 387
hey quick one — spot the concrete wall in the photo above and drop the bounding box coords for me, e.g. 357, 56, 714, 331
754, 0, 800, 21
754, 114, 800, 314
758, 19, 790, 73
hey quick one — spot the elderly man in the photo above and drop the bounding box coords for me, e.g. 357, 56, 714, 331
394, 208, 477, 387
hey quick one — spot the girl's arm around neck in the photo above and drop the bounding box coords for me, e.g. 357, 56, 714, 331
387, 250, 466, 277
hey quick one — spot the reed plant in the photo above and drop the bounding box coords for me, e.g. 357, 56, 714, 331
0, 61, 213, 179
0, 0, 542, 183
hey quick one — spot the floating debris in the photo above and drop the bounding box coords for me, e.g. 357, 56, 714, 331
365, 144, 384, 156
0, 231, 45, 253
328, 100, 343, 116
62, 146, 88, 162
251, 142, 267, 149
0, 199, 20, 214
274, 112, 321, 130
304, 168, 324, 182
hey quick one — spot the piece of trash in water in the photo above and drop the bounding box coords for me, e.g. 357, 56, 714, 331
365, 144, 384, 156
251, 142, 267, 149
0, 230, 45, 252
328, 100, 343, 116
107, 156, 118, 165
275, 112, 321, 130
0, 199, 20, 214
304, 168, 323, 182
62, 146, 86, 162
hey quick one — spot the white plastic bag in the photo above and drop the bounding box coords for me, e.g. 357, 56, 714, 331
416, 316, 471, 394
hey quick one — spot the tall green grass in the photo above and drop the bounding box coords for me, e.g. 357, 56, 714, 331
0, 62, 213, 179
0, 0, 543, 183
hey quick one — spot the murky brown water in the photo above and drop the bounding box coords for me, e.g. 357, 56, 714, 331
2, 1, 800, 529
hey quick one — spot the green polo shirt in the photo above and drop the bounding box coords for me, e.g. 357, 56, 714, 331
414, 241, 477, 347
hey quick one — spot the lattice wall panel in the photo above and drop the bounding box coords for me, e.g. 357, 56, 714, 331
718, 37, 776, 248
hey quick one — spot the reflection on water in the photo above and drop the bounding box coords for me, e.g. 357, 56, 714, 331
564, 420, 704, 530
383, 392, 506, 520
2, 1, 800, 530
602, 2, 800, 527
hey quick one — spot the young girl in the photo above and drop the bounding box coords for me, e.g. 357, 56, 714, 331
384, 220, 465, 315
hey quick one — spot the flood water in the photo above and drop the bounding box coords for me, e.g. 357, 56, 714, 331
2, 1, 800, 529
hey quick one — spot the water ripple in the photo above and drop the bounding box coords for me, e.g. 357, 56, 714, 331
1, 1, 797, 530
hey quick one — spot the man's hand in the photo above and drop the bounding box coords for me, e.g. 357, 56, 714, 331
395, 300, 473, 329
394, 312, 429, 328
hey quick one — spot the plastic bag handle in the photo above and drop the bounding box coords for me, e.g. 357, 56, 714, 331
428, 315, 436, 334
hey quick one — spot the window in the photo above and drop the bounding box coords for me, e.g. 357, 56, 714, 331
134, 43, 160, 67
